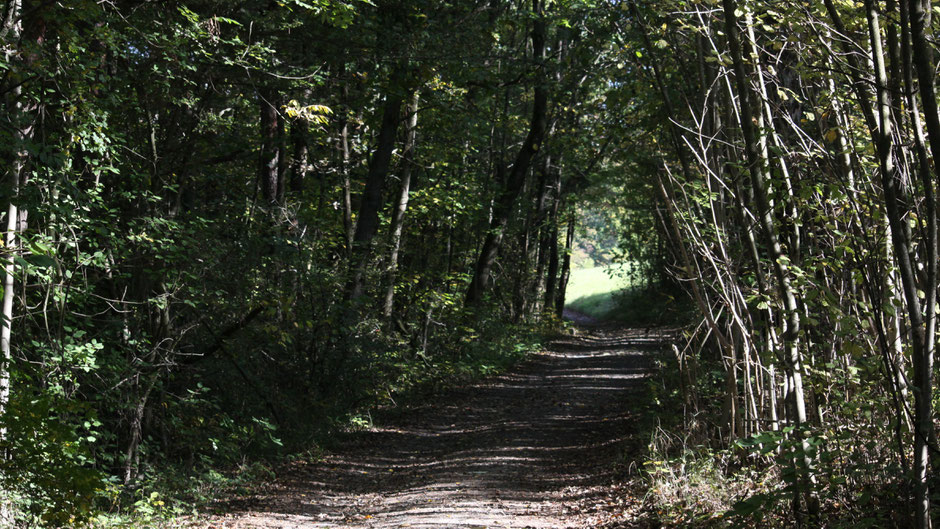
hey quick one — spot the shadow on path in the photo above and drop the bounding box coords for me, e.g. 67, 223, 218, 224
207, 327, 666, 529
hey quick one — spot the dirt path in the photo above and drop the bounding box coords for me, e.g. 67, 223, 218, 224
560, 308, 601, 326
205, 328, 663, 529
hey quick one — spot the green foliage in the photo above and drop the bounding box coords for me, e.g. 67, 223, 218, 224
16, 0, 931, 526
0, 393, 103, 526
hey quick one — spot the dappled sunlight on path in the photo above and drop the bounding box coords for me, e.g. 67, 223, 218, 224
205, 328, 665, 528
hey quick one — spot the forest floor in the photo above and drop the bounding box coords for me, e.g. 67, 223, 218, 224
200, 325, 667, 528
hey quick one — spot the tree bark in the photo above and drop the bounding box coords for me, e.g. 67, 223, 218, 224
1, 0, 39, 446
543, 176, 563, 316
544, 221, 560, 315
337, 63, 355, 257
0, 5, 39, 521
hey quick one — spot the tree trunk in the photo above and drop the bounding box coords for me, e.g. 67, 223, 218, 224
512, 171, 534, 322
544, 222, 560, 315
123, 372, 158, 485
904, 1, 938, 525
1, 0, 38, 444
554, 215, 575, 317
721, 0, 817, 518
466, 0, 548, 307
530, 152, 558, 318
259, 88, 281, 204
383, 91, 420, 320
544, 189, 563, 316
1, 5, 39, 521
289, 117, 308, 193
347, 67, 406, 301
337, 63, 355, 257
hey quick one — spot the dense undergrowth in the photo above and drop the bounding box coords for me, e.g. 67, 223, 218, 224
636, 314, 916, 528
593, 283, 915, 528
70, 316, 544, 529
602, 0, 940, 525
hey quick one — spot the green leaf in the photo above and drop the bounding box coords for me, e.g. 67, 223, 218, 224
730, 493, 769, 517
26, 254, 56, 269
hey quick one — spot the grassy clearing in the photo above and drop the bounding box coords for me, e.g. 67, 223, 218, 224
565, 264, 632, 319
565, 264, 688, 324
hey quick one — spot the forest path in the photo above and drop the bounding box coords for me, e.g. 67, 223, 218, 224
206, 327, 663, 529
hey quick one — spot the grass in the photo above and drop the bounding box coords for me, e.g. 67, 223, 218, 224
565, 263, 688, 325
565, 264, 633, 320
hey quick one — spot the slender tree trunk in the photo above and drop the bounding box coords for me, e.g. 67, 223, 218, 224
721, 0, 817, 518
1, 6, 38, 521
289, 118, 308, 193
512, 173, 534, 322
123, 372, 158, 485
544, 221, 560, 315
276, 105, 287, 203
383, 91, 420, 320
259, 88, 281, 204
532, 154, 560, 317
544, 179, 563, 315
338, 65, 355, 257
0, 179, 15, 449
347, 68, 406, 301
554, 214, 575, 317
823, 14, 934, 518
1, 0, 35, 449
466, 0, 548, 306
865, 3, 931, 523
745, 11, 800, 258
905, 1, 938, 525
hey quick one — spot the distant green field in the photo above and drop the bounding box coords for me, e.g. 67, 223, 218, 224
565, 264, 632, 320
